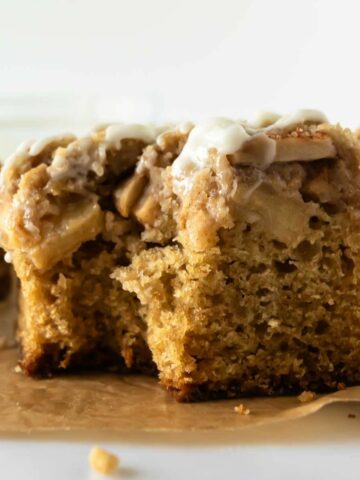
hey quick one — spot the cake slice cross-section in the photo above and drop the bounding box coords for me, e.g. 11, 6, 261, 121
2, 111, 360, 402
0, 124, 177, 374
115, 112, 360, 400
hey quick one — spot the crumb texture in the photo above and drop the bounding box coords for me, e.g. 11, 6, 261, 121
2, 117, 360, 402
116, 124, 360, 400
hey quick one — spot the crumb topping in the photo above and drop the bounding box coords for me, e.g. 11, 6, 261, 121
89, 447, 119, 475
0, 112, 340, 269
171, 110, 331, 194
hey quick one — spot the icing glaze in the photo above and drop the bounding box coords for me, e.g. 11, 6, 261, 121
264, 109, 328, 132
29, 134, 75, 156
105, 123, 162, 149
171, 110, 328, 192
1, 111, 329, 192
172, 118, 251, 189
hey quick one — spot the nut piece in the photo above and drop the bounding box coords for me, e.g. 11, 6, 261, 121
133, 189, 159, 225
89, 446, 119, 475
274, 137, 336, 163
29, 201, 103, 270
114, 173, 148, 218
231, 135, 336, 166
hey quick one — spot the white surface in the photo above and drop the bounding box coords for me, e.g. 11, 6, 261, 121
1, 403, 360, 479
1, 0, 360, 130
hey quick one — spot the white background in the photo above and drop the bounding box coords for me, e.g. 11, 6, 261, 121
1, 0, 360, 155
1, 1, 360, 478
1, 0, 359, 121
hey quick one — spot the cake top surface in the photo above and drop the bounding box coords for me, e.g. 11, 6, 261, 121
171, 110, 329, 192
1, 109, 358, 271
1, 109, 329, 187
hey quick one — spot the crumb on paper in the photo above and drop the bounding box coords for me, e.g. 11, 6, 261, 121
297, 391, 316, 403
89, 446, 119, 475
337, 382, 346, 390
14, 365, 22, 374
348, 413, 356, 419
234, 404, 250, 415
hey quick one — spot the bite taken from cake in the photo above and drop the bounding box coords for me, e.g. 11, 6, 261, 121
2, 110, 360, 401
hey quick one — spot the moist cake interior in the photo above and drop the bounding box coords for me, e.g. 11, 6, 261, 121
118, 152, 360, 399
2, 111, 360, 401
0, 134, 161, 374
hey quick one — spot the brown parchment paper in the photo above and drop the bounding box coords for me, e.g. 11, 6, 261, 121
1, 349, 360, 433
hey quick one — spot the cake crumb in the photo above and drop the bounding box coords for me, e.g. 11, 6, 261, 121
234, 404, 250, 415
89, 446, 119, 475
297, 390, 316, 403
348, 413, 356, 419
14, 365, 22, 373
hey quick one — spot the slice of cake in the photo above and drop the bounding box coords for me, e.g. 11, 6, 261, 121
115, 112, 360, 400
2, 110, 360, 403
0, 126, 174, 374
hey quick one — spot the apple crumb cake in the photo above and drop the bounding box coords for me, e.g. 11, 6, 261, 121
2, 110, 360, 401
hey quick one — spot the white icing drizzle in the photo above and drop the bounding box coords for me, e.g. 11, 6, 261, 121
16, 140, 34, 155
29, 134, 76, 156
248, 111, 282, 129
4, 252, 12, 264
1, 111, 329, 194
178, 121, 194, 134
3, 140, 33, 171
105, 123, 162, 149
48, 137, 101, 181
264, 109, 328, 132
0, 141, 34, 186
2, 123, 170, 186
252, 133, 277, 167
155, 122, 194, 150
48, 123, 171, 181
172, 118, 251, 190
0, 136, 75, 186
171, 110, 328, 192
